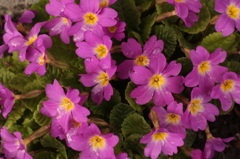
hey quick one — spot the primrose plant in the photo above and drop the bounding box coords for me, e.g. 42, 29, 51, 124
0, 0, 239, 159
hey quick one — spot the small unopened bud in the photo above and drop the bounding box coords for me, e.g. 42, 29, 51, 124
50, 60, 70, 69
210, 14, 220, 25
149, 109, 160, 130
110, 45, 121, 53
17, 23, 30, 34
19, 90, 44, 99
205, 125, 213, 140
88, 117, 108, 126
101, 128, 110, 134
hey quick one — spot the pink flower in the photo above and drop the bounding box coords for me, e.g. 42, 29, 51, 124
69, 124, 119, 159
0, 126, 32, 159
118, 35, 164, 79
214, 0, 240, 36
116, 153, 130, 159
41, 79, 90, 132
130, 53, 184, 106
211, 71, 240, 111
140, 128, 184, 159
204, 136, 234, 159
185, 46, 228, 94
0, 83, 15, 118
190, 149, 205, 159
18, 10, 36, 24
99, 0, 117, 8
153, 101, 186, 137
182, 87, 219, 131
80, 56, 117, 105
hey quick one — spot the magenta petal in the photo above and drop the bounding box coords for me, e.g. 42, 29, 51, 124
117, 60, 134, 79
130, 85, 153, 105
45, 79, 65, 101
130, 65, 152, 85
162, 61, 181, 76
121, 38, 142, 58
103, 84, 113, 101
80, 0, 99, 13
166, 76, 184, 94
80, 73, 98, 87
215, 14, 235, 37
98, 8, 118, 27
209, 48, 226, 64
148, 53, 166, 73
190, 114, 207, 131
75, 42, 93, 58
190, 46, 210, 65
184, 67, 200, 87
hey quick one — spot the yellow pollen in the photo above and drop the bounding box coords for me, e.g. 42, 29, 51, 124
60, 97, 74, 111
108, 26, 117, 33
97, 72, 109, 86
175, 0, 184, 2
89, 135, 105, 149
221, 79, 234, 92
62, 18, 69, 24
227, 4, 240, 19
100, 0, 109, 8
166, 113, 180, 124
198, 61, 210, 75
95, 44, 108, 59
188, 99, 203, 115
135, 55, 149, 66
38, 55, 45, 65
152, 132, 168, 141
149, 74, 166, 89
25, 36, 37, 46
84, 12, 98, 25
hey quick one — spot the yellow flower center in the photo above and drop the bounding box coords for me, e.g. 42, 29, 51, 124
97, 72, 109, 87
94, 44, 108, 59
221, 79, 234, 92
188, 99, 203, 115
25, 36, 37, 46
152, 132, 168, 141
84, 12, 98, 25
89, 135, 106, 149
60, 97, 74, 112
135, 55, 149, 66
149, 74, 166, 89
38, 55, 45, 65
108, 26, 117, 33
227, 4, 240, 19
198, 61, 210, 75
175, 0, 185, 2
62, 18, 69, 24
100, 0, 109, 8
166, 113, 180, 124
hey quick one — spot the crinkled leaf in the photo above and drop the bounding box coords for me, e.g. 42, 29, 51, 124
0, 68, 15, 88
22, 118, 40, 130
139, 12, 157, 42
172, 151, 191, 159
41, 134, 67, 159
129, 31, 144, 46
21, 93, 45, 112
124, 134, 146, 158
178, 3, 210, 34
114, 133, 124, 154
85, 88, 121, 116
155, 3, 178, 25
136, 0, 154, 13
4, 101, 25, 129
30, 0, 50, 23
125, 81, 145, 112
110, 103, 135, 130
33, 97, 52, 126
177, 57, 193, 76
121, 113, 151, 137
8, 124, 33, 139
34, 151, 56, 159
111, 0, 141, 31
221, 61, 240, 74
200, 32, 239, 53
48, 35, 78, 63
152, 25, 177, 59
184, 129, 197, 147
172, 25, 198, 49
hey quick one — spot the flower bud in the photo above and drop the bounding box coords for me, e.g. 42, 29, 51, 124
88, 117, 108, 126
19, 90, 44, 99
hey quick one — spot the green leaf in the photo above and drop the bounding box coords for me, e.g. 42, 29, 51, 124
41, 134, 67, 159
221, 61, 240, 74
200, 32, 239, 53
152, 25, 177, 59
110, 103, 135, 130
129, 31, 144, 45
4, 101, 25, 129
48, 35, 78, 63
34, 151, 56, 159
21, 93, 45, 112
111, 0, 141, 31
8, 124, 33, 139
184, 129, 197, 147
121, 113, 151, 137
30, 0, 50, 23
172, 25, 198, 50
178, 3, 211, 34
124, 134, 146, 158
177, 57, 193, 76
139, 12, 157, 42
155, 3, 178, 25
0, 68, 15, 88
125, 81, 145, 112
33, 97, 52, 126
136, 0, 154, 13
86, 88, 121, 116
